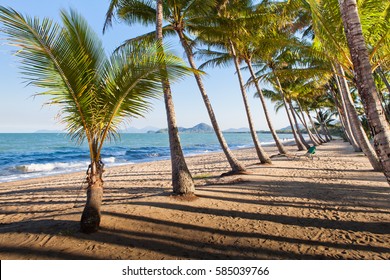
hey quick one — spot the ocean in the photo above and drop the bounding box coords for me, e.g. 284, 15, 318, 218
0, 132, 295, 183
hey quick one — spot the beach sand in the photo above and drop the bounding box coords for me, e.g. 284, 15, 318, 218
0, 139, 389, 260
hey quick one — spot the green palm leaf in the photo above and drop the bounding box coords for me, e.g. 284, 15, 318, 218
1, 6, 193, 162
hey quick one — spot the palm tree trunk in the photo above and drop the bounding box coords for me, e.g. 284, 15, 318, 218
80, 160, 104, 233
376, 87, 390, 123
339, 0, 390, 182
273, 74, 305, 151
328, 85, 352, 143
315, 109, 331, 142
156, 0, 194, 194
335, 63, 382, 171
332, 69, 362, 152
376, 66, 390, 96
246, 59, 288, 155
289, 100, 310, 149
295, 100, 322, 145
230, 41, 271, 164
330, 76, 360, 148
176, 29, 246, 174
294, 102, 321, 145
323, 121, 333, 140
307, 112, 326, 143
374, 68, 390, 122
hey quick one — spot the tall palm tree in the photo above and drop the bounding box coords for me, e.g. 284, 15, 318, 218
338, 0, 390, 183
334, 63, 382, 170
230, 40, 272, 164
196, 1, 273, 163
255, 80, 306, 150
155, 0, 195, 194
330, 71, 361, 150
105, 0, 247, 175
105, 0, 195, 193
218, 1, 290, 156
291, 0, 387, 172
0, 7, 193, 232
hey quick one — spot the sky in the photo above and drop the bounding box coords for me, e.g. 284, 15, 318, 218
0, 0, 290, 133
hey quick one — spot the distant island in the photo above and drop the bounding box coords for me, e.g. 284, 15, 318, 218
120, 126, 159, 133
153, 123, 298, 134
223, 127, 250, 133
153, 123, 214, 134
33, 124, 300, 134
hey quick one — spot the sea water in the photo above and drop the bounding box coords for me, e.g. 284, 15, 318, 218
0, 132, 294, 183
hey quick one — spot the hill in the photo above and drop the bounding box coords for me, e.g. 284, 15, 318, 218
223, 127, 250, 133
155, 123, 214, 134
120, 126, 159, 133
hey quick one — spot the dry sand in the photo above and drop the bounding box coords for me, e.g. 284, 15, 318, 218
0, 139, 389, 260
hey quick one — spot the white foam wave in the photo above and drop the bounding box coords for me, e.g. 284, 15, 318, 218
102, 157, 116, 164
16, 161, 89, 173
237, 144, 251, 149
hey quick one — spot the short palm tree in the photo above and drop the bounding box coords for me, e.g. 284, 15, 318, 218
0, 7, 192, 233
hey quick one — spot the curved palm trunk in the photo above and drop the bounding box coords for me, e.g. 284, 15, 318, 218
156, 0, 194, 194
376, 66, 390, 97
289, 100, 310, 149
307, 112, 326, 143
80, 160, 104, 233
273, 73, 305, 151
374, 68, 390, 122
294, 103, 321, 146
323, 122, 333, 140
335, 63, 382, 171
230, 41, 271, 164
246, 59, 288, 155
315, 109, 331, 142
331, 73, 361, 149
176, 30, 246, 174
339, 0, 390, 181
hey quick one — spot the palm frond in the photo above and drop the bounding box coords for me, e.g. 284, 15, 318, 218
195, 48, 232, 69
96, 41, 194, 156
0, 7, 98, 145
113, 25, 175, 53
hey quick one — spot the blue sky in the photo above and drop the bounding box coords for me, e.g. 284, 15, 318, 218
0, 0, 289, 132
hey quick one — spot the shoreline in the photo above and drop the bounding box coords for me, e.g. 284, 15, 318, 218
0, 137, 298, 185
0, 139, 389, 260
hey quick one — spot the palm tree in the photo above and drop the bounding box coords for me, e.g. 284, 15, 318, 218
329, 72, 361, 150
230, 40, 272, 164
155, 0, 195, 194
313, 110, 334, 140
105, 0, 247, 175
291, 0, 386, 172
105, 0, 195, 193
215, 1, 290, 156
0, 7, 193, 232
196, 1, 273, 164
338, 0, 390, 182
255, 81, 306, 150
334, 63, 382, 171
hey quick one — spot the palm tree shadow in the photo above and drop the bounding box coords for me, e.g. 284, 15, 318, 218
0, 219, 100, 259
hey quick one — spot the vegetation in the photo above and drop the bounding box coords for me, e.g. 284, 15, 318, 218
104, 0, 247, 174
0, 6, 193, 232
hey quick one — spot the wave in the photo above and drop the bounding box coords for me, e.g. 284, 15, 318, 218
102, 157, 116, 164
0, 132, 297, 183
15, 161, 90, 173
